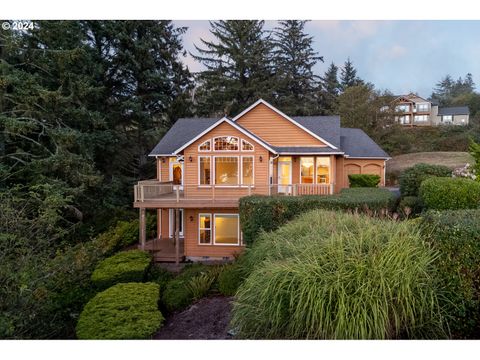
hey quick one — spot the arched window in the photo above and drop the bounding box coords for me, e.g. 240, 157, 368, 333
241, 139, 254, 151
199, 140, 211, 151
214, 136, 239, 151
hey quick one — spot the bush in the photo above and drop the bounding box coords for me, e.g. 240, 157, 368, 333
231, 210, 445, 339
218, 264, 245, 296
348, 174, 380, 188
398, 196, 423, 217
239, 187, 396, 245
188, 273, 216, 300
399, 163, 451, 197
419, 177, 480, 210
91, 250, 152, 290
76, 282, 163, 339
147, 265, 173, 294
421, 210, 480, 338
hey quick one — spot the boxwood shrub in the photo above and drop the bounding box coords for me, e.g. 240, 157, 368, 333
421, 210, 480, 338
348, 174, 380, 188
399, 163, 451, 197
419, 177, 480, 210
91, 250, 152, 290
239, 187, 397, 245
76, 282, 163, 339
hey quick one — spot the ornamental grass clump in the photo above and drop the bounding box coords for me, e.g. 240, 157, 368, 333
231, 210, 446, 339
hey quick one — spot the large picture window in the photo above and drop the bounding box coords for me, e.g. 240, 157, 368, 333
215, 156, 239, 185
214, 136, 239, 151
199, 156, 211, 185
316, 157, 330, 184
214, 214, 239, 245
300, 157, 314, 183
242, 156, 254, 185
199, 214, 212, 244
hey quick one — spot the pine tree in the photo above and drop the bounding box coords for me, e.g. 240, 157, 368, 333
271, 20, 323, 115
321, 62, 340, 114
340, 57, 363, 91
192, 20, 274, 116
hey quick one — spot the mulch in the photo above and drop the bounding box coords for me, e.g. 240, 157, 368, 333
154, 296, 234, 340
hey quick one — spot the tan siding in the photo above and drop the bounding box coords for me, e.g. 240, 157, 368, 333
235, 103, 326, 146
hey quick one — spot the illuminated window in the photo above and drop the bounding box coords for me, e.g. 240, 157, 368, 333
199, 214, 211, 244
214, 214, 239, 245
215, 157, 238, 185
300, 157, 314, 183
199, 156, 211, 185
214, 136, 239, 151
242, 156, 254, 185
417, 103, 429, 112
241, 139, 254, 151
316, 157, 330, 184
414, 115, 428, 122
199, 140, 211, 151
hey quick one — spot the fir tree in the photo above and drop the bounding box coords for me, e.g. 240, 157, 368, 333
340, 57, 363, 91
192, 20, 274, 116
321, 62, 340, 114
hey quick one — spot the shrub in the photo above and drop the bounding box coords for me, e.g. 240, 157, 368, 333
399, 163, 451, 197
398, 196, 423, 217
218, 264, 245, 296
91, 250, 152, 290
76, 282, 163, 339
239, 187, 396, 245
419, 177, 480, 210
231, 210, 446, 339
421, 210, 480, 338
188, 273, 216, 300
147, 265, 173, 294
348, 174, 380, 187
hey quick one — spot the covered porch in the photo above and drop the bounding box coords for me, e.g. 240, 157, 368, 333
139, 237, 185, 262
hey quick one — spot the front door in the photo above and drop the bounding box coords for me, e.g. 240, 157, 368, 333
169, 209, 184, 238
277, 157, 292, 194
170, 161, 183, 190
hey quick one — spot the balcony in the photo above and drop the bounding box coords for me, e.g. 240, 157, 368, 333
133, 180, 333, 208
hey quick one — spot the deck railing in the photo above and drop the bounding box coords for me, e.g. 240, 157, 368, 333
134, 181, 333, 203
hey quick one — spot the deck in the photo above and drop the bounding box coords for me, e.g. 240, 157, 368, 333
140, 237, 185, 262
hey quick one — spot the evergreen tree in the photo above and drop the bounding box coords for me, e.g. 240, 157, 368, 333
431, 73, 475, 105
340, 57, 363, 91
271, 20, 323, 115
321, 62, 341, 114
192, 20, 274, 116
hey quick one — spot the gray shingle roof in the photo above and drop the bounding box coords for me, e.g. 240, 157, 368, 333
438, 106, 470, 115
293, 116, 341, 148
340, 128, 390, 158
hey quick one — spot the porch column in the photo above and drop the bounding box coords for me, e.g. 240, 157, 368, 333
157, 209, 161, 241
175, 208, 180, 265
139, 208, 146, 250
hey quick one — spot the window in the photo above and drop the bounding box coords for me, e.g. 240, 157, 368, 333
395, 104, 410, 112
215, 156, 238, 185
214, 136, 239, 151
199, 156, 211, 185
199, 214, 212, 244
379, 106, 389, 112
241, 139, 254, 151
442, 115, 453, 123
417, 103, 429, 112
414, 115, 428, 122
242, 156, 254, 185
300, 157, 314, 183
214, 214, 239, 245
398, 115, 410, 124
316, 157, 330, 184
199, 140, 211, 151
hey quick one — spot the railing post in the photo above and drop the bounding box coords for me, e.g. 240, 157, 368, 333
140, 185, 144, 202
293, 184, 297, 196
248, 185, 251, 196
212, 185, 215, 201
330, 183, 334, 195
176, 186, 180, 203
139, 208, 146, 250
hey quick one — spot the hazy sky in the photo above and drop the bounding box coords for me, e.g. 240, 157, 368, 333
174, 20, 480, 97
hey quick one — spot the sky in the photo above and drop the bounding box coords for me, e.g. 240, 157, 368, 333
174, 20, 480, 98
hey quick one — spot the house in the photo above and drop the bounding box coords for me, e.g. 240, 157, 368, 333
388, 93, 470, 126
134, 99, 390, 263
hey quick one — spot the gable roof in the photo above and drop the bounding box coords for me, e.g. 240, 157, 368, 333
340, 128, 390, 159
438, 106, 470, 116
232, 99, 339, 149
293, 116, 341, 148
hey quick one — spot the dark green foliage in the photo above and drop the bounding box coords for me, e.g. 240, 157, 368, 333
340, 57, 364, 91
419, 177, 480, 210
147, 265, 174, 294
399, 163, 452, 197
398, 196, 423, 217
76, 282, 163, 339
91, 250, 152, 290
421, 210, 480, 338
348, 174, 380, 188
239, 187, 397, 245
469, 138, 480, 178
321, 62, 340, 114
218, 264, 245, 296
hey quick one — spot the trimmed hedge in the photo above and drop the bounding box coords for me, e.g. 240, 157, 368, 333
420, 177, 480, 210
91, 250, 152, 290
76, 282, 163, 339
399, 163, 451, 197
421, 210, 480, 338
348, 174, 380, 188
239, 187, 397, 245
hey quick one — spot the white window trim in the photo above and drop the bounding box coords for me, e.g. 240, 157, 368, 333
241, 139, 254, 152
168, 209, 184, 238
300, 157, 315, 184
198, 139, 211, 152
213, 135, 240, 151
169, 160, 184, 189
241, 155, 255, 186
213, 155, 240, 187
315, 156, 332, 185
213, 213, 240, 246
198, 155, 212, 187
198, 213, 212, 245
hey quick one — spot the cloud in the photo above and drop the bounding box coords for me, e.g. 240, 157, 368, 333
386, 44, 408, 59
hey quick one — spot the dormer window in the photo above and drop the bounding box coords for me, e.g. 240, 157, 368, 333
241, 139, 254, 151
199, 140, 211, 151
214, 136, 239, 151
